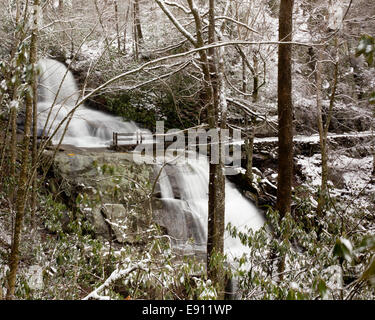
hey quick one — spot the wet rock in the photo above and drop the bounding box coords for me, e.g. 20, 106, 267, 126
89, 206, 111, 240
43, 150, 153, 240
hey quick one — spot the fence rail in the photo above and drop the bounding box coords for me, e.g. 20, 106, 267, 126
112, 131, 144, 148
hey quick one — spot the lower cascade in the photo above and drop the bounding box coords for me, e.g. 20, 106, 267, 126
155, 158, 265, 261
37, 58, 265, 262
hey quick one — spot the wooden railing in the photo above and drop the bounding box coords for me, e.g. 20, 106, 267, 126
112, 124, 211, 149
112, 131, 143, 148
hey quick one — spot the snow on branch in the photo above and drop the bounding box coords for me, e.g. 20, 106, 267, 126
226, 97, 277, 132
215, 16, 260, 35
164, 1, 191, 15
155, 0, 197, 46
82, 260, 149, 300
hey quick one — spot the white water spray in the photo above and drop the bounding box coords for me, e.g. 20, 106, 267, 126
37, 58, 137, 147
156, 157, 265, 261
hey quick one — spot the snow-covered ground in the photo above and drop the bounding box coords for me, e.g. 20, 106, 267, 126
297, 152, 375, 208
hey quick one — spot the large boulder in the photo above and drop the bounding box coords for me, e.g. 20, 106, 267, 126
44, 149, 153, 242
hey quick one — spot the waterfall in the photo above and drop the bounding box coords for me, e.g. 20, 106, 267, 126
37, 58, 265, 265
37, 58, 137, 147
155, 157, 265, 261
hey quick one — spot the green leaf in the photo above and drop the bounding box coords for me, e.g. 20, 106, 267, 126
286, 289, 296, 300
358, 235, 375, 252
314, 278, 328, 299
361, 256, 375, 286
356, 35, 375, 67
333, 237, 353, 263
356, 35, 373, 55
369, 92, 375, 105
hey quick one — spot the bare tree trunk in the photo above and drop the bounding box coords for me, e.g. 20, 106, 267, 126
316, 44, 339, 216
114, 0, 121, 53
315, 49, 327, 216
94, 0, 111, 51
58, 0, 67, 46
123, 3, 130, 52
245, 120, 255, 183
133, 3, 139, 60
252, 55, 259, 102
242, 56, 247, 93
276, 0, 294, 281
8, 0, 23, 179
6, 0, 39, 299
133, 0, 143, 60
31, 37, 39, 225
134, 0, 143, 42
276, 0, 294, 218
9, 106, 18, 177
206, 0, 226, 299
0, 117, 11, 188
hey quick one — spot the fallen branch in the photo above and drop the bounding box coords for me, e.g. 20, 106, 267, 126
82, 261, 149, 300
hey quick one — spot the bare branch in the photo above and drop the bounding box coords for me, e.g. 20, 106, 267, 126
164, 1, 191, 15
155, 0, 197, 46
215, 16, 260, 35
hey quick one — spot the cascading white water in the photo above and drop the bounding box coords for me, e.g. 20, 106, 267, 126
37, 58, 265, 265
156, 157, 265, 261
37, 58, 138, 147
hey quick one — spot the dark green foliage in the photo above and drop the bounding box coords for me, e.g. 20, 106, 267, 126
356, 34, 375, 105
225, 187, 375, 299
106, 72, 201, 131
106, 92, 156, 131
356, 35, 375, 67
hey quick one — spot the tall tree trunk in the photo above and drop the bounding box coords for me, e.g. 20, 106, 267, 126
245, 120, 255, 183
9, 0, 23, 179
276, 0, 294, 218
0, 117, 11, 189
275, 0, 294, 281
123, 4, 130, 52
114, 0, 121, 53
315, 49, 327, 216
6, 0, 39, 299
206, 0, 226, 299
134, 0, 143, 41
9, 105, 18, 177
316, 44, 339, 216
242, 56, 247, 93
252, 55, 259, 102
31, 35, 39, 225
133, 0, 143, 59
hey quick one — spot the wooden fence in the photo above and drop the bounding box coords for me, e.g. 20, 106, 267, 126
112, 131, 144, 148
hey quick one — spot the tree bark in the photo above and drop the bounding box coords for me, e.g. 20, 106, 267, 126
9, 105, 18, 177
245, 120, 255, 183
276, 0, 294, 218
134, 0, 143, 41
316, 44, 339, 216
31, 29, 39, 224
252, 55, 259, 102
315, 49, 327, 216
6, 0, 39, 299
206, 0, 226, 299
133, 0, 143, 59
114, 0, 121, 53
9, 0, 23, 179
242, 56, 247, 93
